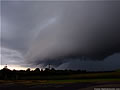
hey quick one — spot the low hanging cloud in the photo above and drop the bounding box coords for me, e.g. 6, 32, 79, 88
1, 1, 120, 69
57, 53, 120, 71
25, 1, 120, 66
1, 47, 24, 65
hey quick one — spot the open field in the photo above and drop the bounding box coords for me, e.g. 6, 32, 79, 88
15, 71, 120, 80
2, 71, 118, 80
0, 78, 120, 85
0, 71, 120, 90
0, 79, 120, 90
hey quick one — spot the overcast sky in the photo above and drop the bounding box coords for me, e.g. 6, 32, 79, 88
1, 1, 120, 71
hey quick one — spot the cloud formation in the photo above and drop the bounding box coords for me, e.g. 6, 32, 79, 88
57, 53, 120, 71
1, 47, 24, 65
25, 1, 120, 65
1, 1, 120, 70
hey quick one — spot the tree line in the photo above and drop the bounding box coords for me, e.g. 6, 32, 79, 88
0, 65, 87, 80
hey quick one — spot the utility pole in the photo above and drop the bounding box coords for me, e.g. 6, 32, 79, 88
48, 64, 51, 70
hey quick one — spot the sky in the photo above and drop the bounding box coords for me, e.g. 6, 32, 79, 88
1, 0, 120, 71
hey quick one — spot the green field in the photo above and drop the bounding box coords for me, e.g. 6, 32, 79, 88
0, 79, 120, 86
0, 71, 120, 85
19, 71, 120, 80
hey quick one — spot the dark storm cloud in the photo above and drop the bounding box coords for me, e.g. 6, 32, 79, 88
1, 1, 120, 69
26, 1, 120, 65
57, 53, 120, 71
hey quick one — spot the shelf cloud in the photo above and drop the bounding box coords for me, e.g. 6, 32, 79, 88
1, 1, 120, 70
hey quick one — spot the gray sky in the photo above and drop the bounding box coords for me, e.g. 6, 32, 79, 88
1, 1, 120, 71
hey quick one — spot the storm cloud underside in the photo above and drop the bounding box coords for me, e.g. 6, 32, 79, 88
1, 1, 120, 70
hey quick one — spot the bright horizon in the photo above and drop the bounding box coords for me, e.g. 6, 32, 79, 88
0, 64, 35, 70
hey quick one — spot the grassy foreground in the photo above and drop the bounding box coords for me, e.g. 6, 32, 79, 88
0, 69, 120, 85
0, 78, 120, 85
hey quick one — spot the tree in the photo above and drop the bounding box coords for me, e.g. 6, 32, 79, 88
26, 68, 30, 72
34, 68, 40, 72
44, 68, 50, 71
51, 68, 55, 71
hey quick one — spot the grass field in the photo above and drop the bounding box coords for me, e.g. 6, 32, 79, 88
18, 71, 120, 80
0, 71, 120, 85
0, 71, 120, 90
0, 78, 120, 85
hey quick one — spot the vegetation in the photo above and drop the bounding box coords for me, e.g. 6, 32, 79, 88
0, 65, 120, 81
